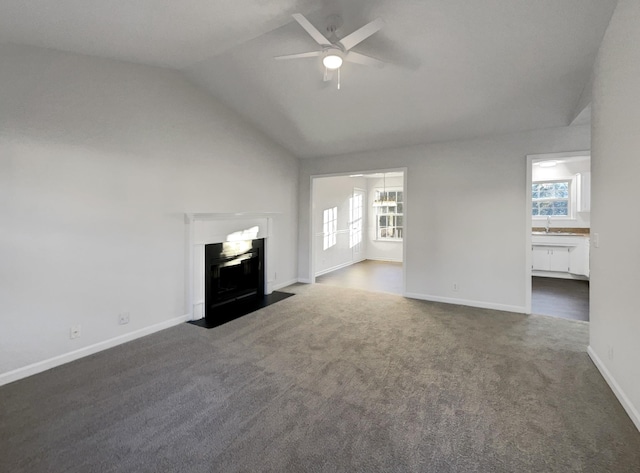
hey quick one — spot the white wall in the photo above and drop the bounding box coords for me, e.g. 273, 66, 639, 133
589, 0, 640, 430
0, 44, 299, 381
299, 126, 590, 312
312, 175, 366, 275
366, 176, 403, 262
532, 157, 591, 228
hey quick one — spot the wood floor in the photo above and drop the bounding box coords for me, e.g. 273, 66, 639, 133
532, 276, 590, 322
318, 263, 589, 322
316, 260, 403, 295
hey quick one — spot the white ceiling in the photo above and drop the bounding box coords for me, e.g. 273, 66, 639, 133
0, 0, 616, 158
0, 0, 320, 68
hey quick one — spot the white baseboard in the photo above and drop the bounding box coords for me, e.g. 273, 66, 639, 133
403, 292, 526, 314
532, 270, 588, 281
297, 278, 312, 284
587, 346, 640, 432
315, 258, 366, 277
365, 256, 403, 263
272, 279, 299, 291
0, 314, 190, 387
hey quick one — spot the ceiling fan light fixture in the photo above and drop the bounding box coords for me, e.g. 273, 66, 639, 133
323, 54, 343, 70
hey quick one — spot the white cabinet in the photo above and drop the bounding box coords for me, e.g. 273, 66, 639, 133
576, 172, 591, 212
532, 234, 590, 279
568, 239, 590, 276
532, 246, 548, 271
532, 246, 570, 272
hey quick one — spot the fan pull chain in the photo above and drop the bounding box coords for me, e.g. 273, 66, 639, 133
337, 67, 341, 90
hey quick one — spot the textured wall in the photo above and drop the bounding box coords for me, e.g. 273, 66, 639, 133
590, 0, 640, 430
299, 126, 590, 312
0, 44, 299, 378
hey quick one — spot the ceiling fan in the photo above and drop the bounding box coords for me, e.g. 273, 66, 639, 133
275, 13, 385, 89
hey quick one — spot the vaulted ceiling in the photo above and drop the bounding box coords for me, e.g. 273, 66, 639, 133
0, 0, 617, 158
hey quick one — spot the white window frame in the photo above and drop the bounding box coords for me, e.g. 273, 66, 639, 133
532, 179, 572, 219
349, 192, 363, 248
374, 187, 403, 241
323, 207, 338, 250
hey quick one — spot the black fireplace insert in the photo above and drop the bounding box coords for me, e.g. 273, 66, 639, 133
204, 239, 264, 325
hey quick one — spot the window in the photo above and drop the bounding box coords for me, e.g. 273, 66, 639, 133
323, 207, 337, 250
349, 193, 363, 248
374, 189, 403, 240
532, 180, 570, 217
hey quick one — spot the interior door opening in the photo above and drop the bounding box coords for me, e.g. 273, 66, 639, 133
310, 169, 406, 295
526, 152, 591, 321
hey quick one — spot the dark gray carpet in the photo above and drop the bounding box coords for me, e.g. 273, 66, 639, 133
1, 284, 639, 472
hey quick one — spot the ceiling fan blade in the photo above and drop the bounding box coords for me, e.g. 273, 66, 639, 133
339, 18, 384, 51
274, 51, 322, 60
345, 51, 386, 68
292, 13, 331, 46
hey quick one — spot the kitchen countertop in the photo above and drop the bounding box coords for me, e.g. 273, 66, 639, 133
532, 227, 590, 237
532, 231, 589, 236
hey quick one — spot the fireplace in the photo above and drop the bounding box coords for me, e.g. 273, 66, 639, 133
204, 238, 264, 325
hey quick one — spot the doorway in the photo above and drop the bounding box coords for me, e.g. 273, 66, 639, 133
310, 169, 406, 295
526, 152, 591, 321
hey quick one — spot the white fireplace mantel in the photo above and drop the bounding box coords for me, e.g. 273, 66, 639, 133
185, 212, 281, 321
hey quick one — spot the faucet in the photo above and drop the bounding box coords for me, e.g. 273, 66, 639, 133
545, 216, 551, 233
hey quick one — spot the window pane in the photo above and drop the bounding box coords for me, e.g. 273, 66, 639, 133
538, 201, 553, 215
396, 216, 403, 226
555, 182, 569, 198
374, 187, 404, 241
533, 180, 572, 218
539, 184, 554, 198
553, 200, 568, 215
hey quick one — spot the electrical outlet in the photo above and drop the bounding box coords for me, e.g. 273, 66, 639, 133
118, 312, 130, 325
70, 325, 81, 339
453, 282, 459, 292
592, 233, 600, 248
